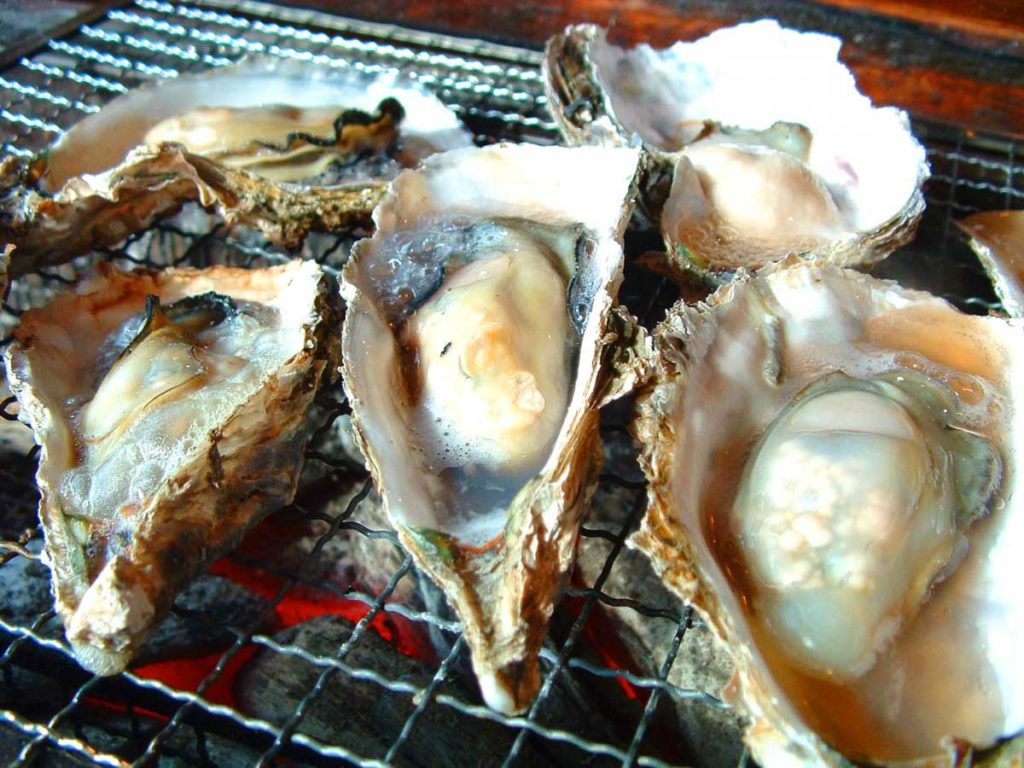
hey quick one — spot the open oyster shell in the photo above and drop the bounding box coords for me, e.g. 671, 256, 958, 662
0, 58, 470, 276
631, 258, 1023, 766
0, 145, 386, 276
958, 210, 1024, 318
4, 260, 339, 674
341, 143, 640, 713
544, 21, 929, 280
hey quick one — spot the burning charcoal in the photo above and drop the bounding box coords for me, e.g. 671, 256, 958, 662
0, 661, 66, 717
0, 723, 30, 765
235, 615, 557, 767
287, 406, 418, 606
574, 483, 746, 768
134, 575, 272, 666
331, 412, 366, 466
290, 480, 420, 607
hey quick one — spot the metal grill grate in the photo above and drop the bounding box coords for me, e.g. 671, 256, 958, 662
0, 2, 1020, 767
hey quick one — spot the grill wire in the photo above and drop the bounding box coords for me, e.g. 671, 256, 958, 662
0, 1, 1020, 766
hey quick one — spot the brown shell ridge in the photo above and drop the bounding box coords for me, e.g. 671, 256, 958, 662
0, 146, 386, 277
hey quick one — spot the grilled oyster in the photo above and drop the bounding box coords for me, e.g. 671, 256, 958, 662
544, 21, 928, 279
632, 258, 1022, 766
958, 210, 1024, 317
4, 260, 339, 674
342, 144, 640, 713
0, 58, 470, 276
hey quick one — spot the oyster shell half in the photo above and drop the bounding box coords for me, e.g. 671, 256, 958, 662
544, 21, 929, 279
632, 258, 1023, 766
4, 260, 339, 674
1, 58, 471, 275
0, 145, 386, 277
958, 210, 1024, 318
341, 144, 640, 713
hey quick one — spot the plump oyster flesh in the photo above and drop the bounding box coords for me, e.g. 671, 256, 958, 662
958, 210, 1024, 318
2, 58, 470, 272
544, 21, 928, 276
4, 260, 339, 674
632, 258, 1023, 766
43, 57, 470, 191
342, 144, 639, 713
142, 99, 406, 184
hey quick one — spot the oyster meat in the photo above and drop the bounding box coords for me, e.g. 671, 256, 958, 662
958, 210, 1024, 318
0, 58, 471, 276
544, 21, 929, 278
342, 143, 640, 713
4, 260, 339, 674
632, 258, 1022, 766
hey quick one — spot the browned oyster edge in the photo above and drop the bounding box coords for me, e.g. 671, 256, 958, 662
0, 147, 386, 279
340, 144, 642, 714
4, 260, 341, 674
543, 24, 628, 150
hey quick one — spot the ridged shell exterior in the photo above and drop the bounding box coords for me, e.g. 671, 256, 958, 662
341, 143, 640, 713
631, 258, 1024, 766
4, 260, 339, 674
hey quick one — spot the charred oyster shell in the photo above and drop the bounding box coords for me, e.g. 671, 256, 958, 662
0, 58, 471, 276
4, 260, 339, 674
544, 21, 929, 280
341, 144, 640, 713
631, 258, 1022, 766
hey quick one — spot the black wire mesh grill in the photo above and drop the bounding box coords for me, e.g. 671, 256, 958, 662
0, 2, 1020, 767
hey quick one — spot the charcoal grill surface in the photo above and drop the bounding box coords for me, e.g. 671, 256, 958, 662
0, 2, 1021, 767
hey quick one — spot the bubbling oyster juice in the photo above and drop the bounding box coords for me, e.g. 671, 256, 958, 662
360, 219, 582, 544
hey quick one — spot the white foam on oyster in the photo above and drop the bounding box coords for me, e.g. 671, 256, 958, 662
361, 219, 577, 544
60, 306, 300, 527
662, 263, 1021, 761
588, 20, 925, 233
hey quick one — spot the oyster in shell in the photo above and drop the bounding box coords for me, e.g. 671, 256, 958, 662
958, 210, 1024, 318
0, 58, 471, 276
544, 21, 929, 279
632, 258, 1022, 766
3, 260, 339, 674
341, 144, 640, 713
0, 146, 387, 275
